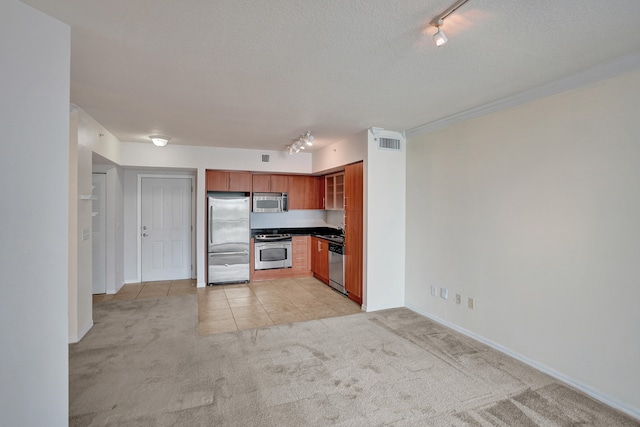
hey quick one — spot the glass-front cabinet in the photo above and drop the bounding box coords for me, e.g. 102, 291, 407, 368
325, 172, 344, 210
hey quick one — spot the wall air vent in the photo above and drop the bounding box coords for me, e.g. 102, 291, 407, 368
377, 137, 402, 151
261, 154, 270, 162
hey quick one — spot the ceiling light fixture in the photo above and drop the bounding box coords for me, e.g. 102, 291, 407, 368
287, 131, 314, 155
433, 20, 448, 47
431, 0, 471, 47
149, 135, 170, 147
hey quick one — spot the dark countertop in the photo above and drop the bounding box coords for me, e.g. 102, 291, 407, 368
251, 226, 343, 243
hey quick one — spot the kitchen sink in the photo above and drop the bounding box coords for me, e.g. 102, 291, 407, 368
317, 234, 344, 244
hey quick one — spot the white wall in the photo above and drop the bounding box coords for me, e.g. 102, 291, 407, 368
312, 130, 367, 173
120, 142, 312, 286
312, 129, 406, 312
122, 168, 197, 283
122, 142, 312, 173
69, 110, 80, 342
364, 129, 406, 311
93, 162, 125, 294
72, 110, 96, 341
0, 1, 70, 425
406, 69, 640, 417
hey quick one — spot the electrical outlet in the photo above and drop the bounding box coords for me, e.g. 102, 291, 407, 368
431, 285, 437, 297
440, 287, 448, 299
468, 297, 475, 310
455, 294, 461, 304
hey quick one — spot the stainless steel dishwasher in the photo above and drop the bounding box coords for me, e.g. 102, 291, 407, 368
328, 242, 346, 295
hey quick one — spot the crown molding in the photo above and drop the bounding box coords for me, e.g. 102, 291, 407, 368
406, 50, 640, 138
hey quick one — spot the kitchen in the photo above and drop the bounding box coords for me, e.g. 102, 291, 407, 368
206, 163, 364, 306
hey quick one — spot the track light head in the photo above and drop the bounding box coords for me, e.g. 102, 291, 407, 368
433, 21, 448, 47
303, 131, 314, 146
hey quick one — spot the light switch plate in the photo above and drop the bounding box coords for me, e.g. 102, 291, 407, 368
440, 287, 448, 299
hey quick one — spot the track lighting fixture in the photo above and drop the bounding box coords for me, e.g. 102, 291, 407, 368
301, 131, 314, 146
286, 131, 314, 155
433, 20, 448, 47
431, 0, 471, 47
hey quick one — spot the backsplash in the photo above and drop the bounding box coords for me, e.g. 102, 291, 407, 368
326, 210, 345, 229
251, 210, 329, 229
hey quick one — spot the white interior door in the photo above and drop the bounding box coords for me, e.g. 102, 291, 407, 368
141, 177, 192, 282
92, 173, 107, 294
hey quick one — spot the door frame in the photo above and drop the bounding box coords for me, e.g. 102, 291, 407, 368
92, 172, 107, 294
136, 173, 196, 283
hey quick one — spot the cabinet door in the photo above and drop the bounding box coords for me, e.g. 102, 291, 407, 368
311, 237, 329, 284
288, 175, 306, 210
344, 212, 362, 301
315, 176, 326, 209
344, 162, 363, 212
344, 162, 363, 303
318, 240, 329, 282
325, 172, 345, 210
292, 236, 310, 273
269, 175, 289, 193
207, 170, 229, 191
252, 174, 271, 192
228, 171, 251, 192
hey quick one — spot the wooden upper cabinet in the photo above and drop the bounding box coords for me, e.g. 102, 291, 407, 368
252, 174, 271, 192
288, 175, 324, 210
344, 162, 363, 212
316, 176, 326, 209
229, 171, 252, 191
252, 174, 289, 193
325, 172, 345, 210
207, 170, 251, 192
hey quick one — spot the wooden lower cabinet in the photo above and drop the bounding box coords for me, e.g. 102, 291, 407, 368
251, 236, 312, 281
292, 236, 311, 273
311, 236, 329, 284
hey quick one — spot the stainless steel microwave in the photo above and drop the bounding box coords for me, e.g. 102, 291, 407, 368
252, 192, 288, 213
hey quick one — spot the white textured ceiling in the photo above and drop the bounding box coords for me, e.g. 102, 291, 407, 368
21, 0, 640, 151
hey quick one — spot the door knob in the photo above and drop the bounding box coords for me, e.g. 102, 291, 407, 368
142, 233, 148, 237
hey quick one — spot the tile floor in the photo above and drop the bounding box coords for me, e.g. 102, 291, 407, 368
92, 279, 198, 302
93, 276, 362, 336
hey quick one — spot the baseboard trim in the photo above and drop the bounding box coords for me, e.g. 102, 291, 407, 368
197, 281, 206, 288
405, 304, 640, 421
68, 320, 94, 344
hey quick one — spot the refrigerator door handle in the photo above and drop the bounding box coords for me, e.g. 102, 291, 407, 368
208, 205, 213, 246
210, 250, 249, 256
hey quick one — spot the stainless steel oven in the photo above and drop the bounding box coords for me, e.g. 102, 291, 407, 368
254, 234, 292, 270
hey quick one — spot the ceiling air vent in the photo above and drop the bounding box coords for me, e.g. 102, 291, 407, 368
377, 137, 401, 151
261, 154, 270, 162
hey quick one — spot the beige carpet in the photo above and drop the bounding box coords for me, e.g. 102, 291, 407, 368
70, 295, 638, 426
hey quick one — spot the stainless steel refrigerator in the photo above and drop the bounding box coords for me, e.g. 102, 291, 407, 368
207, 193, 250, 285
